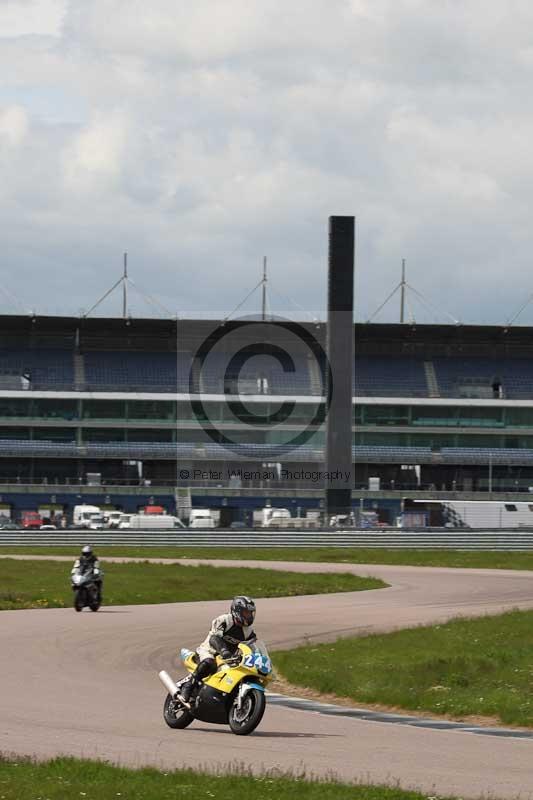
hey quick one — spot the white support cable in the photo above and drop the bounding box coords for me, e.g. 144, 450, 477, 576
406, 293, 416, 324
126, 277, 177, 318
223, 278, 264, 322
268, 284, 318, 321
265, 284, 272, 321
0, 284, 30, 315
506, 292, 533, 327
82, 275, 124, 318
408, 285, 445, 324
365, 283, 402, 323
406, 283, 459, 325
410, 286, 437, 323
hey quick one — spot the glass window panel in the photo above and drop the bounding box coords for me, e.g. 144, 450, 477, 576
83, 400, 126, 420
364, 406, 409, 425
0, 399, 32, 418
33, 399, 78, 420
128, 400, 175, 421
505, 408, 533, 427
83, 428, 126, 442
33, 428, 75, 442
0, 427, 30, 439
127, 429, 173, 442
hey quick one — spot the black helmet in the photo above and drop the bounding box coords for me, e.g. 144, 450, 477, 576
231, 595, 256, 626
82, 545, 93, 557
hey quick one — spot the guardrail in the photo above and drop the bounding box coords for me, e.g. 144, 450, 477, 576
3, 530, 533, 549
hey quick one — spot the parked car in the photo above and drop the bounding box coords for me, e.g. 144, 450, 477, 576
21, 511, 42, 529
0, 522, 20, 531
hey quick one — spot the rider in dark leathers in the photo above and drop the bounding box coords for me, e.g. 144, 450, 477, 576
71, 545, 103, 599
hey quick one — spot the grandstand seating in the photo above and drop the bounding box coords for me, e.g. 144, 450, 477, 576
354, 356, 428, 397
198, 352, 316, 395
83, 351, 185, 391
1, 343, 533, 401
3, 437, 533, 467
0, 348, 74, 390
351, 356, 533, 399
0, 439, 324, 461
433, 357, 533, 399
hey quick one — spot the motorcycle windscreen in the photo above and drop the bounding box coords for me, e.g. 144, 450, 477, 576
240, 640, 273, 677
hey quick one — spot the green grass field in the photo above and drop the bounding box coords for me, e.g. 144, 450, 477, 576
0, 558, 385, 610
2, 545, 533, 569
0, 756, 478, 800
274, 609, 533, 727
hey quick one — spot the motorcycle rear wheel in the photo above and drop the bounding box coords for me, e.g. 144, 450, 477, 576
228, 688, 265, 735
163, 693, 194, 729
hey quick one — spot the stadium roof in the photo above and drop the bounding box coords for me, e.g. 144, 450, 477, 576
0, 314, 532, 356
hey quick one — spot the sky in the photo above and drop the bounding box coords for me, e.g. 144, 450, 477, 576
1, 0, 533, 324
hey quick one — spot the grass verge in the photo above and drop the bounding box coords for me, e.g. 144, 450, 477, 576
0, 755, 475, 799
0, 558, 385, 610
2, 545, 533, 569
274, 609, 533, 727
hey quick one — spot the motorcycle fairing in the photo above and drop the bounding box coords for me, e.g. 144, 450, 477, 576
182, 642, 272, 697
240, 680, 266, 693
193, 684, 229, 724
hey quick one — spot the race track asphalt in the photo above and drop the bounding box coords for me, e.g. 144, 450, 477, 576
1, 557, 533, 799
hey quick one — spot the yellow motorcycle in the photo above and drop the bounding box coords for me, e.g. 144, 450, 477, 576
158, 640, 273, 736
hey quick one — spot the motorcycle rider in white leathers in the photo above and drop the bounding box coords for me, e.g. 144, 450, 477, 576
179, 596, 256, 704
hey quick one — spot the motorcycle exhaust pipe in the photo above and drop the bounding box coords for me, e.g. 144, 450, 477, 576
158, 670, 178, 696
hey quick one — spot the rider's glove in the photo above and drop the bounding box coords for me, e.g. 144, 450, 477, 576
220, 649, 234, 660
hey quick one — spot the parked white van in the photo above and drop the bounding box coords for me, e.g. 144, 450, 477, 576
104, 510, 123, 529
73, 504, 104, 529
118, 514, 180, 530
189, 509, 216, 529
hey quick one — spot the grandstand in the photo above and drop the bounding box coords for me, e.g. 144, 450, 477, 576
1, 314, 533, 523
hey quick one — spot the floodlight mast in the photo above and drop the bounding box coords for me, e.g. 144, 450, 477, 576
366, 259, 458, 325
82, 253, 174, 319
262, 256, 267, 321
123, 252, 128, 319
400, 258, 406, 324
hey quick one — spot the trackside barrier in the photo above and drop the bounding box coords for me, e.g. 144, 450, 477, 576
3, 530, 533, 550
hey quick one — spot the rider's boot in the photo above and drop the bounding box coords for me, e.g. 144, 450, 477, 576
178, 658, 215, 705
178, 676, 197, 704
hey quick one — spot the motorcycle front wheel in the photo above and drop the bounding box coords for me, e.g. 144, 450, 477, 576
163, 693, 194, 729
228, 688, 266, 735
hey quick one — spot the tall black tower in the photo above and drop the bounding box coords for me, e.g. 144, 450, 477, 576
325, 216, 354, 518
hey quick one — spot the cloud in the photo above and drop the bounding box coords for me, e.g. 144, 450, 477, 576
0, 0, 66, 37
1, 0, 533, 323
0, 106, 29, 146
